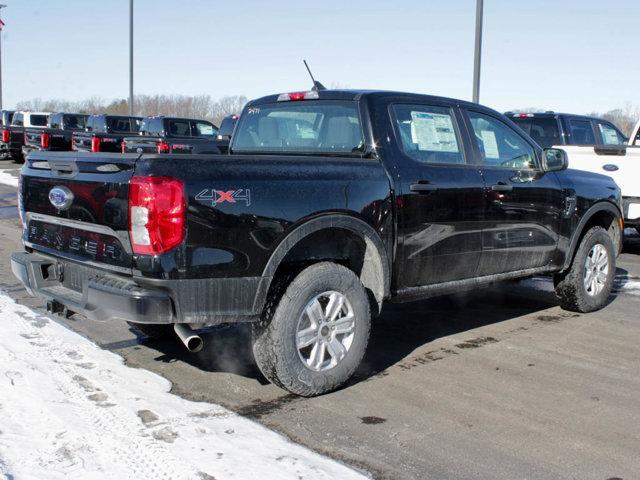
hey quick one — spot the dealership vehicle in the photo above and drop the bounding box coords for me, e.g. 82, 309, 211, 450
122, 116, 220, 155
0, 109, 15, 159
507, 112, 628, 148
23, 112, 88, 156
3, 111, 50, 162
215, 114, 239, 153
11, 89, 623, 396
556, 120, 640, 234
72, 114, 142, 152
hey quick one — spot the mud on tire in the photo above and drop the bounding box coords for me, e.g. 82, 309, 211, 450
554, 226, 615, 313
252, 262, 371, 397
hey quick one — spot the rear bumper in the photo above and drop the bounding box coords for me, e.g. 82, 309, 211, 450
10, 251, 268, 324
623, 196, 640, 226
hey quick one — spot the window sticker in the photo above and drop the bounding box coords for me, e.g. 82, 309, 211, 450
599, 124, 622, 145
410, 112, 458, 152
480, 130, 499, 159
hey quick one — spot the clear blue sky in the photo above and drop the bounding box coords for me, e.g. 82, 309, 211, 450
1, 0, 637, 113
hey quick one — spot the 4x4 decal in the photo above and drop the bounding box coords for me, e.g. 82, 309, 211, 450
195, 189, 251, 207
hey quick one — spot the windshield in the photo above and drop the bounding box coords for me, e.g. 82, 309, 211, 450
232, 100, 364, 155
511, 116, 560, 148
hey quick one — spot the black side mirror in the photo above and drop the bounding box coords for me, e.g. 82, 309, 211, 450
543, 148, 568, 172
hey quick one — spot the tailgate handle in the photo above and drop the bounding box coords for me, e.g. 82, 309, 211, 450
410, 181, 438, 193
49, 160, 79, 177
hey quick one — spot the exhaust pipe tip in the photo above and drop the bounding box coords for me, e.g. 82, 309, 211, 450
174, 323, 203, 353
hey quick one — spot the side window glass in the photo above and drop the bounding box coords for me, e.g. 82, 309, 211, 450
192, 121, 216, 137
392, 104, 465, 164
598, 123, 626, 145
568, 119, 596, 145
168, 120, 191, 137
49, 114, 60, 129
467, 111, 537, 170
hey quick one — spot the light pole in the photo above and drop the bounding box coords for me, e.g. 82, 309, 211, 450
0, 4, 6, 110
472, 0, 483, 103
129, 0, 134, 116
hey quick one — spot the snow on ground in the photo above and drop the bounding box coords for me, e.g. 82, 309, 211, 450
0, 169, 18, 188
0, 292, 368, 480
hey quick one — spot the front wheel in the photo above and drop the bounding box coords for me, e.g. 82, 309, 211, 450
252, 262, 371, 397
554, 226, 615, 313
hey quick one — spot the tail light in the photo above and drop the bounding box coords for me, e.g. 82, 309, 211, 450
157, 141, 170, 154
2, 129, 9, 143
91, 136, 101, 152
129, 176, 185, 255
277, 91, 319, 101
121, 141, 127, 154
71, 134, 76, 151
23, 132, 27, 144
40, 132, 50, 150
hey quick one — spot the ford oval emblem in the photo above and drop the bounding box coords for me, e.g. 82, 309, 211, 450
602, 164, 619, 172
48, 186, 74, 211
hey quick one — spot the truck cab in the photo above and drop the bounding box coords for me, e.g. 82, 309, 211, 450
23, 112, 88, 155
72, 115, 142, 152
507, 112, 627, 149
0, 109, 15, 159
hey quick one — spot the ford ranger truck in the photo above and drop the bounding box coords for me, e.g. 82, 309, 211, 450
6, 111, 51, 162
12, 90, 623, 396
0, 109, 15, 160
72, 114, 142, 153
23, 112, 88, 156
122, 116, 221, 155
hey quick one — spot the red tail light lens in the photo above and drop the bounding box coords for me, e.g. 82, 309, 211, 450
40, 132, 50, 149
2, 129, 9, 143
71, 134, 76, 151
129, 176, 185, 255
23, 132, 27, 144
121, 141, 127, 154
157, 141, 170, 154
91, 136, 101, 152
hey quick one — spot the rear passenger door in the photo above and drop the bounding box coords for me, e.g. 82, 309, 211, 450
390, 103, 485, 288
462, 109, 565, 275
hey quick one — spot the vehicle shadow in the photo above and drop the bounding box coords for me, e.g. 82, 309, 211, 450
141, 277, 567, 386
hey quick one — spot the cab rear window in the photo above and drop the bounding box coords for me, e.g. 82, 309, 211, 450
232, 101, 364, 155
511, 117, 560, 148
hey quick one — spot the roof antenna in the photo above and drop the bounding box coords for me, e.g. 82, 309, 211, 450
303, 60, 326, 91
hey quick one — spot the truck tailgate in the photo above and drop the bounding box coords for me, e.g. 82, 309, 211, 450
21, 151, 140, 273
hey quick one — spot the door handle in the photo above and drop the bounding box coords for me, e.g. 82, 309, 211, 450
491, 182, 513, 192
410, 182, 438, 193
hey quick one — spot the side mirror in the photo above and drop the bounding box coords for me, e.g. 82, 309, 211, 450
542, 148, 568, 172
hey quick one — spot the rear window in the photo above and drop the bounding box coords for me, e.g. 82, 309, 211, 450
63, 115, 86, 130
107, 117, 140, 133
511, 116, 560, 148
30, 115, 48, 127
167, 119, 191, 137
232, 100, 364, 155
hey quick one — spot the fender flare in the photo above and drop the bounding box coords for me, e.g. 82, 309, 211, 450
562, 201, 622, 271
254, 214, 391, 313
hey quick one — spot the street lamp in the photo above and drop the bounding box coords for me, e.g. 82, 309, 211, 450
129, 0, 134, 116
0, 4, 6, 110
472, 0, 483, 103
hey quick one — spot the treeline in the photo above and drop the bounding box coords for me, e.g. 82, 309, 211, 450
14, 94, 248, 126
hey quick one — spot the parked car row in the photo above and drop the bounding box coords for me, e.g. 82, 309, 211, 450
0, 109, 239, 161
11, 86, 626, 397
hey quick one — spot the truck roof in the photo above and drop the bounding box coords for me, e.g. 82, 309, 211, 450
505, 111, 609, 122
249, 89, 481, 110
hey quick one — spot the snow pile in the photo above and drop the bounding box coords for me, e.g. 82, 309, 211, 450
0, 293, 368, 480
0, 169, 18, 188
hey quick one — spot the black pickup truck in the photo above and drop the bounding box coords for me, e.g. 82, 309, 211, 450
12, 89, 622, 396
72, 114, 142, 152
2, 111, 50, 162
215, 114, 239, 154
23, 112, 88, 155
122, 116, 220, 155
507, 112, 627, 148
0, 109, 15, 159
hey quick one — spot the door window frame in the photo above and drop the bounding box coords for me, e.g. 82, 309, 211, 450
388, 102, 476, 169
461, 108, 543, 171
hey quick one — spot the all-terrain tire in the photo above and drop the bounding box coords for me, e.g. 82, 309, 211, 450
252, 262, 371, 397
127, 322, 174, 340
554, 226, 615, 313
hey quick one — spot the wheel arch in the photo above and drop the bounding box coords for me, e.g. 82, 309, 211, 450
562, 201, 622, 271
255, 214, 391, 316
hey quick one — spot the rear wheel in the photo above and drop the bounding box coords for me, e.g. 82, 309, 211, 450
252, 262, 371, 396
554, 226, 615, 312
127, 322, 173, 340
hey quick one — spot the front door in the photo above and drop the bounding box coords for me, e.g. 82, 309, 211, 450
462, 109, 565, 276
390, 103, 485, 289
